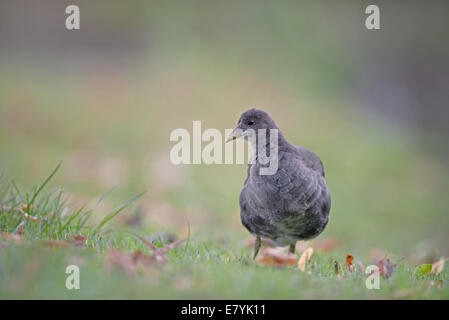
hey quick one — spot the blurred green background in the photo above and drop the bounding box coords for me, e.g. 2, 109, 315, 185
1, 0, 449, 260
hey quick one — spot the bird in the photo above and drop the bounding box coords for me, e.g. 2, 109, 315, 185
226, 108, 331, 259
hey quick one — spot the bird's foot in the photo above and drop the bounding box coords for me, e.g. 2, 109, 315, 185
289, 243, 296, 254
253, 235, 261, 260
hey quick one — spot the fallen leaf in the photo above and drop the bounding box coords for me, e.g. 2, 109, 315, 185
107, 248, 136, 276
431, 257, 445, 275
23, 213, 40, 222
21, 204, 36, 212
413, 264, 432, 277
0, 231, 22, 241
334, 261, 340, 274
137, 236, 186, 264
71, 234, 88, 246
346, 253, 354, 272
377, 258, 396, 278
131, 250, 153, 266
297, 247, 314, 272
42, 240, 68, 248
257, 247, 297, 267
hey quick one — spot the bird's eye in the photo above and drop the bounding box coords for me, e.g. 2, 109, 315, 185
247, 121, 254, 126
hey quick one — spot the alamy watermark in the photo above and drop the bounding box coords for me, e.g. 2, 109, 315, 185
365, 265, 380, 289
65, 5, 80, 30
169, 121, 279, 175
65, 264, 80, 290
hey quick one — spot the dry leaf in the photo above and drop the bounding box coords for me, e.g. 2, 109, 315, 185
71, 234, 87, 246
138, 236, 186, 264
346, 254, 354, 272
107, 248, 136, 276
0, 231, 22, 241
334, 261, 340, 274
131, 250, 154, 268
23, 213, 40, 222
257, 247, 297, 267
42, 240, 68, 248
431, 257, 445, 275
377, 258, 396, 278
21, 204, 36, 212
107, 245, 168, 276
297, 247, 314, 272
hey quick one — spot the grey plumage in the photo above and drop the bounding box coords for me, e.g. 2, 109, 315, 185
228, 109, 331, 255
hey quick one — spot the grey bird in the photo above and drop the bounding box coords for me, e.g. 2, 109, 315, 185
226, 108, 331, 259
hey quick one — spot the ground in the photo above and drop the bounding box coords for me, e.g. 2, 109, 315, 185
1, 2, 449, 297
0, 164, 448, 299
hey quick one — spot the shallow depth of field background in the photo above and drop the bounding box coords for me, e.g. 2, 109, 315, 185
1, 0, 449, 297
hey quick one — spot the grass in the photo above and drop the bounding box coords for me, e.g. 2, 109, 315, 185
1, 165, 448, 299
1, 1, 448, 299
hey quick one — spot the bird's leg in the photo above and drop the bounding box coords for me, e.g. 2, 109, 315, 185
289, 243, 296, 254
253, 235, 261, 260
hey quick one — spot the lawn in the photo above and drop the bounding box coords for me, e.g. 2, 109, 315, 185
1, 1, 448, 300
0, 163, 448, 299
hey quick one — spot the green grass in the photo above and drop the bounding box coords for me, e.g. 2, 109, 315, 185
1, 166, 448, 299
1, 1, 448, 299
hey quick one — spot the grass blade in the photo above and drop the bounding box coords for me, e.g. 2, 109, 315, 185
29, 161, 62, 206
90, 191, 145, 236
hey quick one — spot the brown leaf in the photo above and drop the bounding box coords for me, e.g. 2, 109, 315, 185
107, 248, 136, 276
334, 261, 340, 274
131, 250, 155, 270
297, 247, 314, 272
437, 280, 444, 288
257, 247, 297, 267
71, 234, 88, 247
21, 204, 36, 212
23, 213, 40, 223
137, 236, 186, 264
431, 257, 445, 275
42, 240, 68, 248
131, 250, 149, 264
377, 258, 396, 278
346, 253, 354, 272
0, 231, 22, 241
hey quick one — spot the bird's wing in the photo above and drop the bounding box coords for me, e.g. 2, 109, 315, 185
253, 151, 326, 213
293, 145, 325, 177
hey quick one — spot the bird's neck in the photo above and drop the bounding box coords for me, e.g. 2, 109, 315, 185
248, 128, 288, 159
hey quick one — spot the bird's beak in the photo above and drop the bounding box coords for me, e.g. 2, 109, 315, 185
226, 128, 243, 143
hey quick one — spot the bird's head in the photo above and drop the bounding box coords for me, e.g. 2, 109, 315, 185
226, 108, 279, 143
